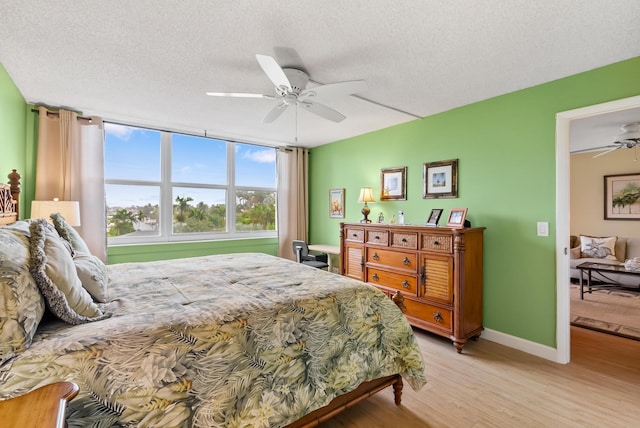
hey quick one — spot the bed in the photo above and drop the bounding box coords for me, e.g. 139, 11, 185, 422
0, 173, 426, 427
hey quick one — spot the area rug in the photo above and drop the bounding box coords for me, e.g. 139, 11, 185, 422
570, 284, 640, 341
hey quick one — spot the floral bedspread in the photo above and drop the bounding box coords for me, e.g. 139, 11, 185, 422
0, 253, 426, 427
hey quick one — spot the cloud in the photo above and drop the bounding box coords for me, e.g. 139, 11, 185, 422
105, 123, 134, 140
241, 148, 276, 163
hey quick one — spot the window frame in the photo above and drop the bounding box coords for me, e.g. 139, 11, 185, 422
105, 124, 277, 245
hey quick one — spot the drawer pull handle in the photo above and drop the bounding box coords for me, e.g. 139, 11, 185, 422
401, 238, 407, 243
402, 280, 410, 289
402, 257, 410, 265
372, 273, 379, 281
372, 253, 380, 261
352, 233, 358, 238
374, 235, 380, 240
433, 241, 440, 246
433, 312, 443, 323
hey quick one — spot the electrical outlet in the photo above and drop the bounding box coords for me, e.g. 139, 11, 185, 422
537, 221, 549, 237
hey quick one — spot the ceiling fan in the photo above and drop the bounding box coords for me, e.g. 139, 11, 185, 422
206, 54, 367, 123
592, 122, 640, 158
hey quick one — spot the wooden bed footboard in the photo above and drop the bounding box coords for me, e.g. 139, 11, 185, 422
286, 374, 403, 428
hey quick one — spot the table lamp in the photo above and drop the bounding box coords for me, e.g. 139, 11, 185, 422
358, 187, 375, 223
31, 198, 81, 226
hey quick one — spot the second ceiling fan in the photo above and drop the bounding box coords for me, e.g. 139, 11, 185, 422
207, 54, 367, 124
592, 122, 640, 158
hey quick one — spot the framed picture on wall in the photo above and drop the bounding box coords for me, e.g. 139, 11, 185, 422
604, 173, 640, 220
380, 167, 407, 200
423, 159, 458, 199
329, 188, 345, 218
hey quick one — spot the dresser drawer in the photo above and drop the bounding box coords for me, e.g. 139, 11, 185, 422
391, 231, 418, 249
368, 268, 417, 295
366, 248, 417, 272
366, 229, 389, 246
344, 227, 364, 242
420, 234, 453, 253
402, 299, 452, 332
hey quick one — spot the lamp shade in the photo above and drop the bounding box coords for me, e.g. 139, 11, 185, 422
358, 187, 375, 203
31, 199, 81, 226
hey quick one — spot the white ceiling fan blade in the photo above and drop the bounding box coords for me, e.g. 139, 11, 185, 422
256, 54, 291, 91
262, 102, 288, 123
300, 100, 346, 123
302, 80, 367, 100
592, 146, 620, 158
206, 91, 274, 99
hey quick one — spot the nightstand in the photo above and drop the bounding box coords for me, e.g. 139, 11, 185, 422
0, 382, 79, 428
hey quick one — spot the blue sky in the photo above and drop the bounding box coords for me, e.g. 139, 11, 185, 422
104, 123, 276, 207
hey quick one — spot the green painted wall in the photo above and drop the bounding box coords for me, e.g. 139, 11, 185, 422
0, 64, 32, 217
309, 56, 640, 347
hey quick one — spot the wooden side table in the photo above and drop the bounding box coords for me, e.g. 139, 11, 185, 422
0, 382, 79, 428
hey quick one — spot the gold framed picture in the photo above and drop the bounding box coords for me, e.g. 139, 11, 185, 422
329, 188, 345, 218
380, 167, 407, 201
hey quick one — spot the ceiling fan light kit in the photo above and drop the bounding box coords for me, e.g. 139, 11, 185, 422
592, 121, 640, 159
207, 52, 367, 124
614, 122, 640, 145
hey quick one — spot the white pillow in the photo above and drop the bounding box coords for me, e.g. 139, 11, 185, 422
73, 253, 109, 302
579, 235, 617, 260
28, 220, 107, 324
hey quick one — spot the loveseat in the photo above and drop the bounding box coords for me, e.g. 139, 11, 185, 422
570, 235, 640, 287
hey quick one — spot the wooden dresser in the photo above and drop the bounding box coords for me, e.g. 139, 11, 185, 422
340, 222, 485, 352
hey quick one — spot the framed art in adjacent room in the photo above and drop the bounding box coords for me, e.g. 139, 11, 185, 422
423, 159, 458, 199
380, 167, 407, 201
446, 208, 468, 228
426, 208, 443, 226
604, 173, 640, 220
329, 188, 345, 218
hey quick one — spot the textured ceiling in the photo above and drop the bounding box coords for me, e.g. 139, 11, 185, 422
1, 0, 639, 148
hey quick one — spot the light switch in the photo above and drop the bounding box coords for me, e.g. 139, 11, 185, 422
537, 221, 549, 237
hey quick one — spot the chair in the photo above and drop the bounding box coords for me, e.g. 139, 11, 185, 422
292, 240, 329, 269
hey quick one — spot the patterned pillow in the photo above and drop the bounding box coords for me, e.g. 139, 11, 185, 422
50, 212, 91, 254
0, 227, 45, 366
579, 235, 618, 260
73, 253, 109, 302
28, 219, 108, 324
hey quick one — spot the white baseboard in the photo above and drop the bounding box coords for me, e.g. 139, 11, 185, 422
481, 328, 565, 363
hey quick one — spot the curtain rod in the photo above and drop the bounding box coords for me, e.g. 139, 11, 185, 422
31, 108, 94, 122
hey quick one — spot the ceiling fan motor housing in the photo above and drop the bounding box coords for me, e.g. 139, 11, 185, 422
282, 68, 309, 95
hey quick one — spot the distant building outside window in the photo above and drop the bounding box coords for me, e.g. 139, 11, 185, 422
104, 123, 277, 244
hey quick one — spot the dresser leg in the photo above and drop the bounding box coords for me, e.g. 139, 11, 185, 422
453, 341, 464, 353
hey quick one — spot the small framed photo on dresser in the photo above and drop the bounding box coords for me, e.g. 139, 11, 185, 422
426, 208, 443, 226
446, 208, 468, 228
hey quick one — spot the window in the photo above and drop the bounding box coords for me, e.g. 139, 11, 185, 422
104, 123, 277, 244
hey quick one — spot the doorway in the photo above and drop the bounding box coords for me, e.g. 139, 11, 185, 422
555, 95, 640, 363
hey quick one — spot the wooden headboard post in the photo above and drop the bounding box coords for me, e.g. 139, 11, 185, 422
8, 169, 21, 219
1, 169, 21, 225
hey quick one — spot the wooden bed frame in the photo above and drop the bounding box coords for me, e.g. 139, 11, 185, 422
0, 169, 20, 226
2, 169, 404, 426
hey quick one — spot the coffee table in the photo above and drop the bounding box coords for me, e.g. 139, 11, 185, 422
576, 262, 640, 300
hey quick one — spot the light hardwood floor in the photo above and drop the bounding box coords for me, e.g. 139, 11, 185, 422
321, 327, 640, 427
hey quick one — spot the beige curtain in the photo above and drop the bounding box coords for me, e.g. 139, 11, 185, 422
35, 106, 106, 261
276, 147, 309, 259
